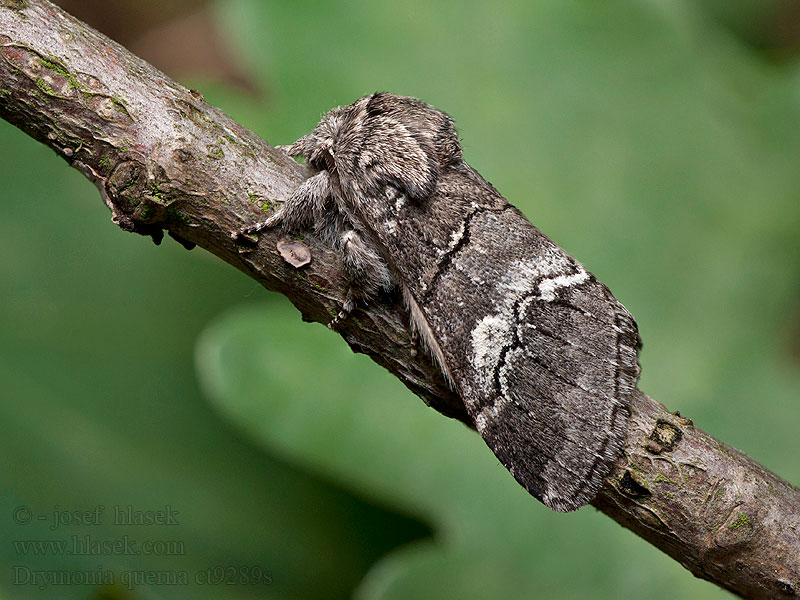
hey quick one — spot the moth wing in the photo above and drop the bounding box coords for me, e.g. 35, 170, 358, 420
410, 202, 640, 512
469, 274, 640, 512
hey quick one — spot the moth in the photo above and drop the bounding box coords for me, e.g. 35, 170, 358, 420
237, 93, 641, 511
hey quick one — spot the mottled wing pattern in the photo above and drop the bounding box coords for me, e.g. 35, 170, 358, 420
489, 275, 639, 510
391, 176, 640, 512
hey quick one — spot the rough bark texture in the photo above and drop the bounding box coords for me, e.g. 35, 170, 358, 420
1, 2, 798, 598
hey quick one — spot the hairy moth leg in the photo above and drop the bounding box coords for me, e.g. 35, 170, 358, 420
234, 170, 331, 238
328, 229, 392, 328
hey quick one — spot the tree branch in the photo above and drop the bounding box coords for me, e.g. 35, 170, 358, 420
1, 2, 797, 598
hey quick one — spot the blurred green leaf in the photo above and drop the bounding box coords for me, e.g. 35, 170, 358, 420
196, 305, 719, 600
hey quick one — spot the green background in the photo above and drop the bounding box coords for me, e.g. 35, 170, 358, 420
1, 0, 799, 598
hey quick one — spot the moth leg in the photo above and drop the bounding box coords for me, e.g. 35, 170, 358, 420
328, 229, 392, 328
275, 140, 304, 156
234, 170, 331, 238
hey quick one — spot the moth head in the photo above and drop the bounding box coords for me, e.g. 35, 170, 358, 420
286, 94, 463, 201
283, 106, 350, 172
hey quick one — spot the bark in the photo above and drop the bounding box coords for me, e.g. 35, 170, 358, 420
1, 1, 798, 598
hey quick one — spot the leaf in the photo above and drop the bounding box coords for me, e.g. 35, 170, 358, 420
196, 304, 721, 599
